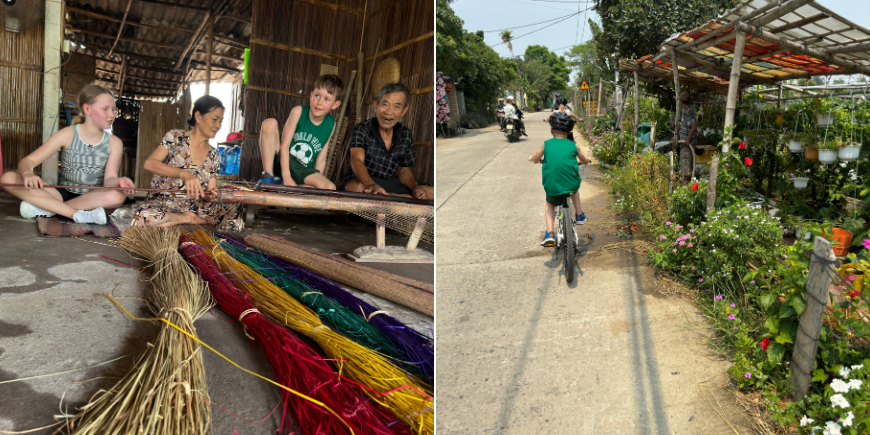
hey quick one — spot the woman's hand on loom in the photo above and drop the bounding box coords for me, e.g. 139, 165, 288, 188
413, 185, 427, 200
22, 173, 44, 190
179, 171, 204, 199
204, 187, 219, 201
363, 181, 387, 195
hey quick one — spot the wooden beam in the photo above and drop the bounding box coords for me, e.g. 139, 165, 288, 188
109, 0, 134, 57
206, 11, 214, 96
118, 55, 128, 93
251, 38, 356, 62
247, 85, 308, 99
297, 0, 362, 15
218, 15, 251, 25
365, 31, 434, 62
0, 59, 41, 71
369, 0, 402, 19
769, 13, 828, 34
735, 22, 870, 76
676, 0, 780, 52
173, 6, 213, 71
137, 0, 210, 12
827, 40, 870, 54
663, 47, 773, 84
73, 28, 242, 63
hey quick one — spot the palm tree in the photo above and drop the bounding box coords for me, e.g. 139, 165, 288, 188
500, 30, 513, 57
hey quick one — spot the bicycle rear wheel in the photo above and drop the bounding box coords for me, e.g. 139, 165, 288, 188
563, 198, 575, 282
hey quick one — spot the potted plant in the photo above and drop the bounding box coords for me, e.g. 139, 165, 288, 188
784, 132, 811, 153
793, 174, 809, 189
838, 140, 862, 161
804, 136, 819, 161
816, 100, 836, 127
817, 139, 840, 163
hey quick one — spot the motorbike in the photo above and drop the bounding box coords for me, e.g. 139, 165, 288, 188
497, 108, 505, 130
504, 118, 522, 142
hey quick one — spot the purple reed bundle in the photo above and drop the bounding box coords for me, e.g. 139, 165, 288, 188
217, 233, 434, 384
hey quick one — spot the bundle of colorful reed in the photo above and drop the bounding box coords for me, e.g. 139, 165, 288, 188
217, 233, 433, 384
210, 234, 417, 375
64, 226, 213, 434
178, 234, 410, 435
184, 230, 434, 435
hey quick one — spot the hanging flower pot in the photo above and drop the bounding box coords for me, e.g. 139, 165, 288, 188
805, 146, 819, 161
818, 149, 838, 164
793, 177, 809, 189
788, 140, 804, 153
817, 112, 835, 127
846, 197, 866, 215
838, 143, 861, 161
775, 114, 784, 126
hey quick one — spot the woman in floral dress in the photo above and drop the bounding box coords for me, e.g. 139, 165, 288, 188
133, 96, 243, 231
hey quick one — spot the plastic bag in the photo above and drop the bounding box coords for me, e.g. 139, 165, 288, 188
109, 207, 136, 232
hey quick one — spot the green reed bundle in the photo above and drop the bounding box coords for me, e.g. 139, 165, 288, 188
64, 226, 213, 434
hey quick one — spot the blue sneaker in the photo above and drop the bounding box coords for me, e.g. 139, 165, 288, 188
540, 231, 555, 247
259, 172, 282, 184
576, 212, 587, 225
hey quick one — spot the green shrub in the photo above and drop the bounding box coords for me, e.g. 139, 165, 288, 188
669, 181, 708, 227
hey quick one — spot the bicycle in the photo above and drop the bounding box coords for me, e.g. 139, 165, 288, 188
553, 193, 580, 282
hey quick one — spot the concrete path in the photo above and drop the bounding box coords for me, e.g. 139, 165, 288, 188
436, 113, 747, 434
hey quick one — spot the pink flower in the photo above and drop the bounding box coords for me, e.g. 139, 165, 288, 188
666, 222, 672, 226
660, 234, 666, 240
715, 295, 723, 300
689, 229, 695, 233
863, 239, 870, 250
675, 225, 683, 230
699, 278, 704, 282
744, 372, 751, 378
672, 249, 677, 253
679, 241, 686, 246
692, 266, 696, 270
730, 303, 735, 307
729, 314, 736, 320
849, 276, 856, 281
688, 243, 693, 247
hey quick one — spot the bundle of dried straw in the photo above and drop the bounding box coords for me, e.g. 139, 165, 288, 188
184, 230, 434, 435
217, 233, 433, 384
64, 226, 213, 434
178, 234, 410, 435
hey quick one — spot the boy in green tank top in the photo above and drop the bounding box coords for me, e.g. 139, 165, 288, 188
258, 74, 344, 189
529, 112, 591, 247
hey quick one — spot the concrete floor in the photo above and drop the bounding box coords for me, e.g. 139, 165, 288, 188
0, 191, 433, 434
435, 114, 749, 434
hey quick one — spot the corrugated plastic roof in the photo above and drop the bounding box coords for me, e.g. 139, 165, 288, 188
624, 0, 870, 90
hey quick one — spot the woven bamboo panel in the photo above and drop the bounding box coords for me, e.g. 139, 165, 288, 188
135, 100, 185, 188
0, 22, 45, 171
240, 0, 363, 180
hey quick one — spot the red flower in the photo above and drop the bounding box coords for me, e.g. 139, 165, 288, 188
739, 142, 747, 149
759, 337, 770, 351
849, 291, 859, 298
691, 183, 699, 191
744, 157, 753, 166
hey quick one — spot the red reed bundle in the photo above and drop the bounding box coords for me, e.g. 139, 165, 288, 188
178, 235, 411, 435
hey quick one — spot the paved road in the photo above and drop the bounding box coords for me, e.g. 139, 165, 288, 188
436, 112, 746, 434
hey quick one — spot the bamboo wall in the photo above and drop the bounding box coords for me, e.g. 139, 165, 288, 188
135, 100, 185, 188
0, 22, 45, 172
241, 0, 363, 181
361, 0, 434, 185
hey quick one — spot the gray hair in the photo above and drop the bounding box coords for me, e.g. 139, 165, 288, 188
376, 82, 410, 107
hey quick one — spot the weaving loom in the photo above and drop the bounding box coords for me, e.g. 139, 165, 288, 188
222, 185, 434, 262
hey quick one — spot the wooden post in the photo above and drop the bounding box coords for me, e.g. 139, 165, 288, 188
649, 122, 656, 152
633, 70, 640, 153
597, 77, 603, 117
790, 236, 836, 401
205, 11, 214, 95
376, 214, 386, 249
672, 51, 682, 154
356, 52, 364, 125
669, 150, 674, 193
706, 155, 718, 212
768, 83, 783, 197
406, 217, 427, 250
108, 0, 134, 57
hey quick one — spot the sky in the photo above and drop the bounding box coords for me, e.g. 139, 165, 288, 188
448, 0, 870, 84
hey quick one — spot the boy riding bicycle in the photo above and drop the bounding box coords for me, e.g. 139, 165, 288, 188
528, 112, 591, 247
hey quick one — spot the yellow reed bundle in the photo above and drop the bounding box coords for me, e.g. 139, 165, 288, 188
64, 226, 213, 435
185, 230, 434, 435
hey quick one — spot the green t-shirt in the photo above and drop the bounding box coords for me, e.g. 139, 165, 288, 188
542, 137, 581, 196
289, 105, 336, 169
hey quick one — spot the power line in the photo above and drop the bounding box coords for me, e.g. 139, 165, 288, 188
481, 12, 581, 33
490, 7, 592, 48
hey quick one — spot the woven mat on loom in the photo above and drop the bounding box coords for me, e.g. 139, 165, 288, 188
36, 216, 122, 238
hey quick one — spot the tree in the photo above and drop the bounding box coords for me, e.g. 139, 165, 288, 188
524, 45, 571, 101
500, 30, 514, 57
594, 0, 740, 60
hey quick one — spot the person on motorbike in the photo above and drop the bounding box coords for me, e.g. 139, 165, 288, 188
544, 97, 581, 141
496, 99, 506, 131
504, 97, 527, 137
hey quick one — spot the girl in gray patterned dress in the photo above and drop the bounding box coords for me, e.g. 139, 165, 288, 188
0, 84, 134, 224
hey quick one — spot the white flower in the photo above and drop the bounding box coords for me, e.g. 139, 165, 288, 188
831, 378, 850, 393
850, 364, 864, 371
823, 421, 842, 435
830, 394, 850, 409
847, 379, 862, 391
842, 411, 854, 427
812, 426, 821, 433
839, 367, 851, 379
801, 416, 815, 427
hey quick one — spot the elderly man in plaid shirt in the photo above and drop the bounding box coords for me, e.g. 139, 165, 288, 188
343, 82, 434, 200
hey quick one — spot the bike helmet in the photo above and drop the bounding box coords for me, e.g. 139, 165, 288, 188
548, 111, 574, 132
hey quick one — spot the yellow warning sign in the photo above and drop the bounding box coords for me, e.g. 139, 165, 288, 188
579, 79, 590, 91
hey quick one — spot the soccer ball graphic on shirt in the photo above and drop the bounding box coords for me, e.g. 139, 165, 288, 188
290, 143, 314, 165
